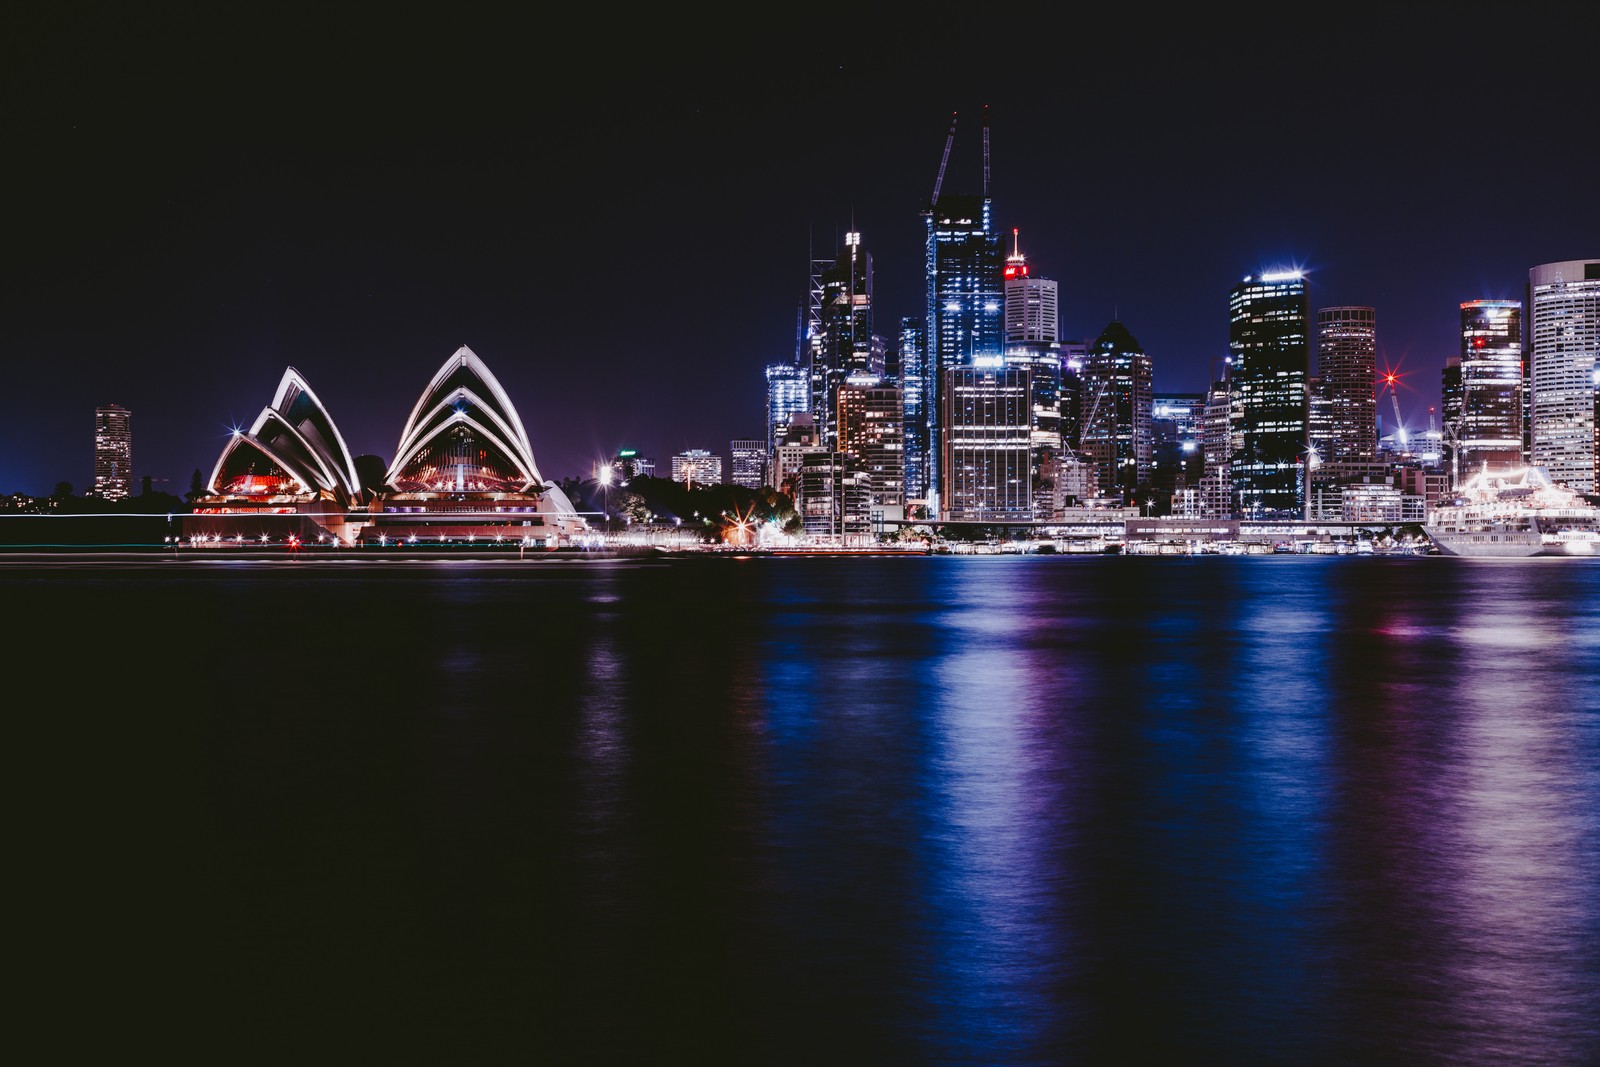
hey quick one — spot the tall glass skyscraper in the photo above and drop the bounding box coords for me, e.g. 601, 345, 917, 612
765, 362, 809, 470
1457, 299, 1524, 477
1528, 259, 1599, 493
1079, 321, 1152, 500
1229, 271, 1310, 518
898, 316, 927, 504
924, 193, 1001, 509
812, 231, 878, 451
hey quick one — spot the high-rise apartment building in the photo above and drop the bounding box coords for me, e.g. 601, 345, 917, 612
940, 363, 1031, 520
1001, 228, 1064, 515
1528, 259, 1600, 493
1314, 306, 1377, 466
1457, 300, 1524, 478
1229, 271, 1310, 518
836, 375, 905, 508
1003, 228, 1058, 344
93, 403, 132, 500
729, 440, 766, 490
670, 449, 721, 488
1078, 321, 1152, 500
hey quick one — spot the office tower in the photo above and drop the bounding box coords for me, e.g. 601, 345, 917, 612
1078, 321, 1152, 501
1001, 229, 1064, 515
1528, 259, 1600, 493
1315, 306, 1377, 466
836, 375, 905, 508
1229, 271, 1310, 518
1439, 357, 1464, 487
1003, 228, 1058, 344
1150, 393, 1205, 508
729, 440, 766, 490
765, 361, 809, 469
670, 449, 721, 488
922, 110, 1002, 509
1058, 340, 1088, 450
93, 403, 133, 500
1456, 300, 1524, 478
1199, 366, 1235, 517
811, 231, 879, 450
941, 364, 1031, 519
898, 316, 928, 503
798, 451, 872, 542
772, 414, 822, 500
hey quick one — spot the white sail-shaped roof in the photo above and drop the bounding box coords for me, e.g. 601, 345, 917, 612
385, 346, 546, 492
206, 367, 360, 501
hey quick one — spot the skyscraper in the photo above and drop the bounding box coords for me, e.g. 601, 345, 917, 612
1528, 259, 1599, 493
671, 449, 721, 488
1314, 306, 1377, 466
811, 231, 880, 450
93, 403, 132, 500
1002, 229, 1063, 516
1229, 271, 1310, 518
940, 363, 1031, 520
836, 375, 905, 509
1457, 299, 1524, 477
898, 316, 928, 506
729, 439, 766, 490
922, 110, 1002, 511
1079, 321, 1152, 501
765, 361, 809, 472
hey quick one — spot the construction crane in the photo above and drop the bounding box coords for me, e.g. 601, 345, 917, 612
927, 112, 958, 211
1381, 372, 1407, 449
982, 104, 990, 199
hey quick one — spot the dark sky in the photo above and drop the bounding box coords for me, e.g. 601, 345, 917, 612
5, 5, 1595, 497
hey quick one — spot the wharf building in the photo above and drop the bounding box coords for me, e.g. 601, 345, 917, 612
185, 345, 587, 547
1527, 259, 1599, 494
92, 403, 133, 501
1229, 271, 1311, 519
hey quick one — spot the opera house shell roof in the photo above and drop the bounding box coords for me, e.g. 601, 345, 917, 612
187, 346, 585, 547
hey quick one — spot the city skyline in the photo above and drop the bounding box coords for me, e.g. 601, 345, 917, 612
4, 8, 1595, 497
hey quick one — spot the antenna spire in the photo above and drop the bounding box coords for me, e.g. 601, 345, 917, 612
982, 105, 990, 199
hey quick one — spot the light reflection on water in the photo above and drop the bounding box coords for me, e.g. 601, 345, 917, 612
7, 557, 1598, 1063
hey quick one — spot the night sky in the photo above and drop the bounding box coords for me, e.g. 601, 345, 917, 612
5, 6, 1595, 498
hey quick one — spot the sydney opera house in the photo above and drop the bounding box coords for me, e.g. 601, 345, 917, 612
183, 346, 588, 547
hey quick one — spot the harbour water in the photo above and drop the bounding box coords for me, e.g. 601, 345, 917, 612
9, 554, 1600, 1063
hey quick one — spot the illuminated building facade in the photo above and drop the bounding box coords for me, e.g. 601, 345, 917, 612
1528, 259, 1600, 493
1079, 321, 1152, 501
671, 449, 722, 488
92, 403, 132, 501
940, 364, 1031, 520
836, 376, 904, 507
1457, 299, 1524, 477
729, 439, 766, 490
812, 231, 882, 450
1229, 271, 1310, 518
798, 451, 872, 542
1002, 229, 1064, 515
1314, 306, 1377, 465
765, 361, 809, 470
924, 193, 1002, 509
1150, 393, 1204, 508
188, 346, 586, 547
898, 316, 928, 503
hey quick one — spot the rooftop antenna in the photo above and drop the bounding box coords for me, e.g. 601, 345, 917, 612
927, 111, 958, 211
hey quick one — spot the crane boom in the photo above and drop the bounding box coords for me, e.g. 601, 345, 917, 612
982, 104, 990, 199
1389, 391, 1405, 446
929, 112, 957, 210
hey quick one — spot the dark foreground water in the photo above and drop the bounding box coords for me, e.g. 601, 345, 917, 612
8, 555, 1600, 1064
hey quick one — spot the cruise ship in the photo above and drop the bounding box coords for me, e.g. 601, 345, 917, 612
1425, 467, 1600, 557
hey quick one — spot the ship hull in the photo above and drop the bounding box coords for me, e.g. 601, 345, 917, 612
1426, 527, 1600, 558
